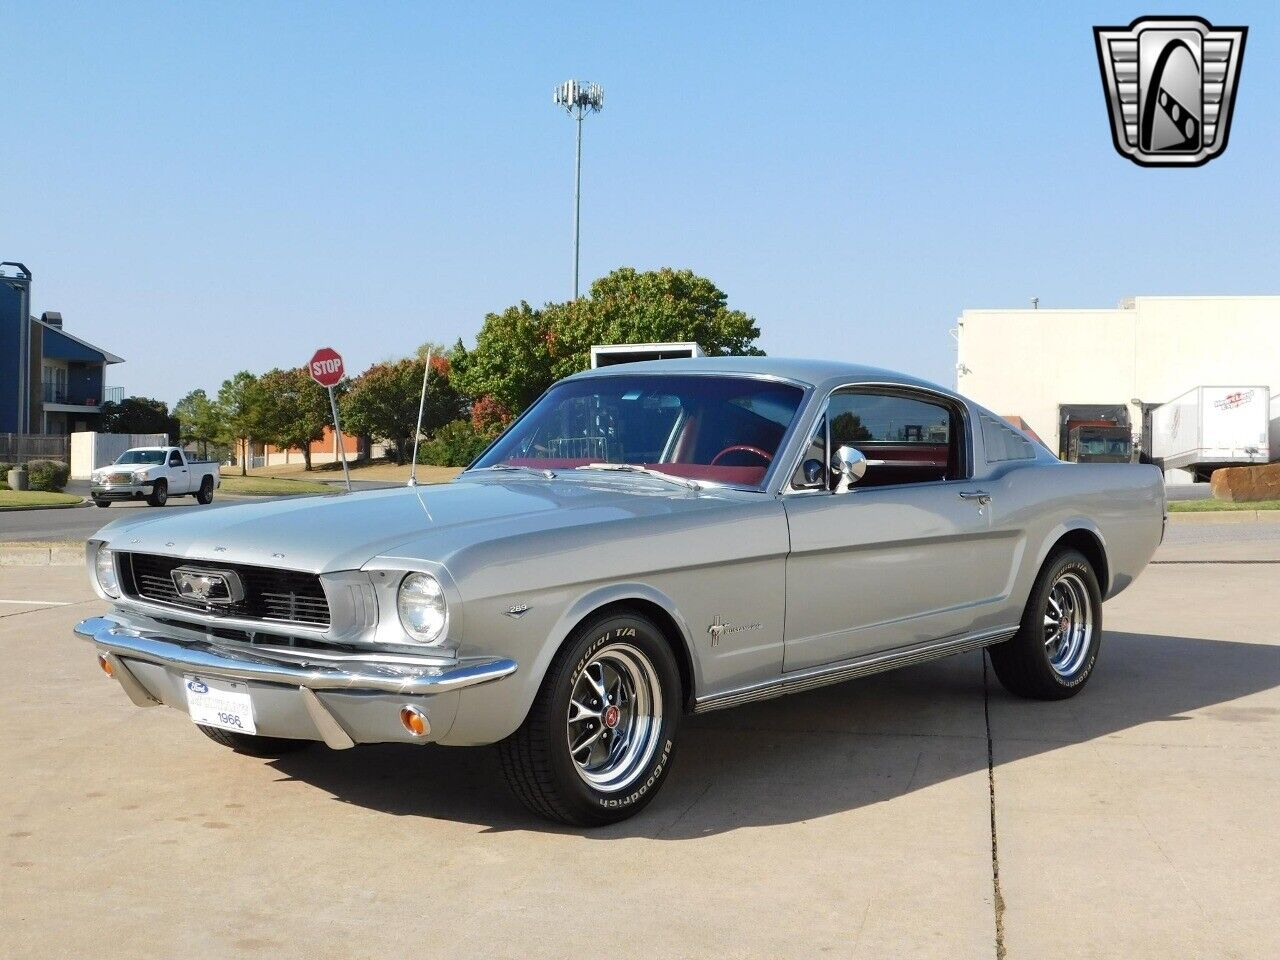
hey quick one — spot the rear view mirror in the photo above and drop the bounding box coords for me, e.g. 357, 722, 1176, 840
831, 445, 868, 493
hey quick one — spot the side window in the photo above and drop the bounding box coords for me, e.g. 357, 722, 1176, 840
827, 389, 962, 487
168, 451, 183, 467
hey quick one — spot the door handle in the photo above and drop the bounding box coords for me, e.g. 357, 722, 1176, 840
959, 490, 992, 505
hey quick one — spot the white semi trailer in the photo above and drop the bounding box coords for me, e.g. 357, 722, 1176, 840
1151, 386, 1271, 483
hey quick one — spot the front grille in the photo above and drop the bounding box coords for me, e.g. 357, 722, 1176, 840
122, 553, 331, 628
106, 472, 134, 484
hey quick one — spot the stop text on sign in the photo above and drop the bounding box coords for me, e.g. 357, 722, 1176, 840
307, 347, 345, 388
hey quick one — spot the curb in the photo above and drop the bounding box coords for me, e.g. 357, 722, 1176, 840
0, 542, 83, 566
0, 496, 90, 513
1167, 510, 1280, 523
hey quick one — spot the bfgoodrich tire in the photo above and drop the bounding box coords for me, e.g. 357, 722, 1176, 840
499, 610, 682, 826
197, 724, 312, 757
987, 549, 1103, 700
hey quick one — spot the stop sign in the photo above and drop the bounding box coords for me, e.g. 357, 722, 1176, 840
308, 347, 345, 388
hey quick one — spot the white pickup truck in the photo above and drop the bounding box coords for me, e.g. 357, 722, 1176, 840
90, 447, 220, 508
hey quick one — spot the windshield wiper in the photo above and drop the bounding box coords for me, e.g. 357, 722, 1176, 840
576, 463, 701, 491
475, 464, 557, 479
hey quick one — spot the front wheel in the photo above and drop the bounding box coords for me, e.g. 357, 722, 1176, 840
499, 611, 682, 826
146, 479, 168, 507
987, 549, 1102, 700
195, 475, 214, 504
93, 499, 110, 508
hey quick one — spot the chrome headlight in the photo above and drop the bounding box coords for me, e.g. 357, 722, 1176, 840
94, 546, 121, 598
397, 573, 448, 644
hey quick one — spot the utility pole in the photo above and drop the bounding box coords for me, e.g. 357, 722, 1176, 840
553, 80, 604, 299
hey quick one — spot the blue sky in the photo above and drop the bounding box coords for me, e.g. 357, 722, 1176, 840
3, 2, 1276, 405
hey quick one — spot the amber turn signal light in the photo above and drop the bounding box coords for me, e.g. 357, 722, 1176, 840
399, 705, 429, 737
97, 653, 114, 678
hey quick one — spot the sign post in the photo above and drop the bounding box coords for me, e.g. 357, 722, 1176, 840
308, 347, 351, 493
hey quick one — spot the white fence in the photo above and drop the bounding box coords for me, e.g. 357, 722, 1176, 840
70, 432, 169, 479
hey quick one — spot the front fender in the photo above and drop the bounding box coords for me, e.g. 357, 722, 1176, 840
440, 580, 697, 747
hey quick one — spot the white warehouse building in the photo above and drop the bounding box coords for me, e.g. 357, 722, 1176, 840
955, 296, 1280, 482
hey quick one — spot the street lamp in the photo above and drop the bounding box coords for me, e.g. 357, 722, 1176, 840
553, 79, 604, 299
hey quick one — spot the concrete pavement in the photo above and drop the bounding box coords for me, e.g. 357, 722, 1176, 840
2, 534, 1278, 958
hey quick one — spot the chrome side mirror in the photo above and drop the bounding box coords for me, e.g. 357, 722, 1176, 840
831, 445, 867, 493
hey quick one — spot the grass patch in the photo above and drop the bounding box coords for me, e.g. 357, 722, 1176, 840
0, 490, 82, 508
1168, 498, 1280, 512
217, 474, 334, 496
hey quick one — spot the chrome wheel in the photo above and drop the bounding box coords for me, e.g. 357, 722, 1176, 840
1043, 571, 1093, 677
566, 642, 663, 793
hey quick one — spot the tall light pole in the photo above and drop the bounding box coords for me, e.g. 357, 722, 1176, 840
553, 80, 604, 299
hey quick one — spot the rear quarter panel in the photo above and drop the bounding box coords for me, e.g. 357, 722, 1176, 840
986, 460, 1164, 622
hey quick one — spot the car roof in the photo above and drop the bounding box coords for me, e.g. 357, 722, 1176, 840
564, 355, 952, 394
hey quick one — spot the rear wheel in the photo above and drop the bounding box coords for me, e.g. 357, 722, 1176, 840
197, 724, 312, 757
988, 549, 1102, 700
195, 475, 214, 504
146, 479, 168, 507
499, 610, 682, 826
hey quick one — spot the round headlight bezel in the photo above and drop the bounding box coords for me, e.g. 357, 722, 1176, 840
95, 546, 121, 598
396, 572, 449, 645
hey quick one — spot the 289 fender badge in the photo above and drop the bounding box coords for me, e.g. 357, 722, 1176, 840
505, 603, 530, 619
1094, 16, 1247, 167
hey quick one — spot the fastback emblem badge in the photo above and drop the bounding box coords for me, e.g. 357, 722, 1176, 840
170, 567, 244, 607
1094, 16, 1246, 167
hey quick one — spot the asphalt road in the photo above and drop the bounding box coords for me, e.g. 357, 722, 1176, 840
2, 481, 401, 544
2, 530, 1278, 958
0, 495, 265, 543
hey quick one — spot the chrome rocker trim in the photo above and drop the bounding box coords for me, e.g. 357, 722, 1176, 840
74, 615, 518, 697
693, 626, 1018, 713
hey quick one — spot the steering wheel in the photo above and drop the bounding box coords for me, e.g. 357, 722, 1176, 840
710, 444, 774, 466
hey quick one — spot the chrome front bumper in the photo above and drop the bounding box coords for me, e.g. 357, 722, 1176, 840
90, 482, 151, 500
74, 615, 518, 749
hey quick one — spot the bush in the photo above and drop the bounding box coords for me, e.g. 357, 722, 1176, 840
26, 459, 70, 492
0, 462, 12, 491
418, 420, 498, 467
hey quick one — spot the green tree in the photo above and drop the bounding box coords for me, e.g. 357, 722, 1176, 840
548, 267, 763, 379
452, 269, 764, 417
254, 367, 333, 471
449, 302, 555, 414
341, 356, 463, 464
100, 396, 180, 442
173, 389, 221, 458
216, 371, 262, 476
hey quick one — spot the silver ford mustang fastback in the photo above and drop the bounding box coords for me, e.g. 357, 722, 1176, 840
77, 358, 1165, 825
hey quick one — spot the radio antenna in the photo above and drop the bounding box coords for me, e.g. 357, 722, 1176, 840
408, 348, 434, 487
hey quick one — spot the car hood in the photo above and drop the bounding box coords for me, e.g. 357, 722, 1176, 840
95, 475, 746, 573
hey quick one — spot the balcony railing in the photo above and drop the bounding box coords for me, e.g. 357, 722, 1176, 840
40, 383, 124, 407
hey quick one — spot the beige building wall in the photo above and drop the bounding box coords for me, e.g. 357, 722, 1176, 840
956, 296, 1280, 469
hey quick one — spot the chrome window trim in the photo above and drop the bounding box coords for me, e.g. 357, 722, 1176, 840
779, 380, 975, 496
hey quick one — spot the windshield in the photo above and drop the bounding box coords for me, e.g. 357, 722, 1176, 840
114, 450, 167, 465
473, 374, 805, 488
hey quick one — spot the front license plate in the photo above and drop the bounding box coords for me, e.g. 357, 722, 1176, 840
184, 675, 256, 735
